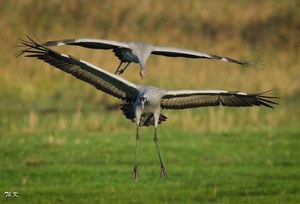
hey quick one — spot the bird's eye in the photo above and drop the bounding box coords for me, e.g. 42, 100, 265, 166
139, 96, 146, 102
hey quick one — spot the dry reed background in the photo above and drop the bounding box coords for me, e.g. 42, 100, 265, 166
0, 0, 299, 133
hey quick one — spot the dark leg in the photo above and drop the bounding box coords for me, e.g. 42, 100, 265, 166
117, 62, 131, 75
114, 61, 124, 74
154, 127, 167, 180
131, 126, 140, 181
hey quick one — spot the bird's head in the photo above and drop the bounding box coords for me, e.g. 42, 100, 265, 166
138, 59, 147, 79
140, 69, 146, 79
138, 95, 147, 110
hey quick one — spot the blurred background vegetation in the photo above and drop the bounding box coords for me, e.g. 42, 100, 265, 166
1, 1, 300, 203
1, 0, 299, 133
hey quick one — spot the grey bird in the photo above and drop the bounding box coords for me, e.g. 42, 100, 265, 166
16, 38, 277, 181
24, 37, 256, 79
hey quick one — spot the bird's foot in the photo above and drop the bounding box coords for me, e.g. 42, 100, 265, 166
131, 165, 140, 182
117, 69, 125, 75
160, 164, 167, 181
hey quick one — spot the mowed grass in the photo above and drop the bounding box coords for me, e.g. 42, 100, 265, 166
1, 111, 299, 203
1, 0, 300, 203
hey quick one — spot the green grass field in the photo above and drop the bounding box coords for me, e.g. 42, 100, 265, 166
1, 113, 299, 203
1, 0, 300, 203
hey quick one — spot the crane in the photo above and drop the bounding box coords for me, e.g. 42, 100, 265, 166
17, 37, 257, 79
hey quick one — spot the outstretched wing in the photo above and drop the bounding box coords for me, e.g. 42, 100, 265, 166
152, 46, 256, 68
16, 37, 138, 102
161, 89, 278, 109
42, 38, 129, 50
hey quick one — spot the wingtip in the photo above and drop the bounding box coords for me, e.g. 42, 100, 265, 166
15, 35, 50, 58
257, 88, 280, 108
241, 59, 265, 71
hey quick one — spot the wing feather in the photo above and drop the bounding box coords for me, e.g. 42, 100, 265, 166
161, 90, 278, 109
17, 37, 138, 102
42, 38, 129, 49
152, 46, 254, 68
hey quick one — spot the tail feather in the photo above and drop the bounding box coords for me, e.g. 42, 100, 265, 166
113, 48, 129, 62
120, 103, 167, 127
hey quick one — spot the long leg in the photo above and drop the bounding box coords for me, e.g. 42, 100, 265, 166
114, 61, 124, 74
154, 127, 167, 180
117, 62, 131, 75
131, 126, 140, 181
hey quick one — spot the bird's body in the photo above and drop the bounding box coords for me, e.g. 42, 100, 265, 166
17, 37, 277, 180
35, 38, 255, 78
130, 85, 167, 127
